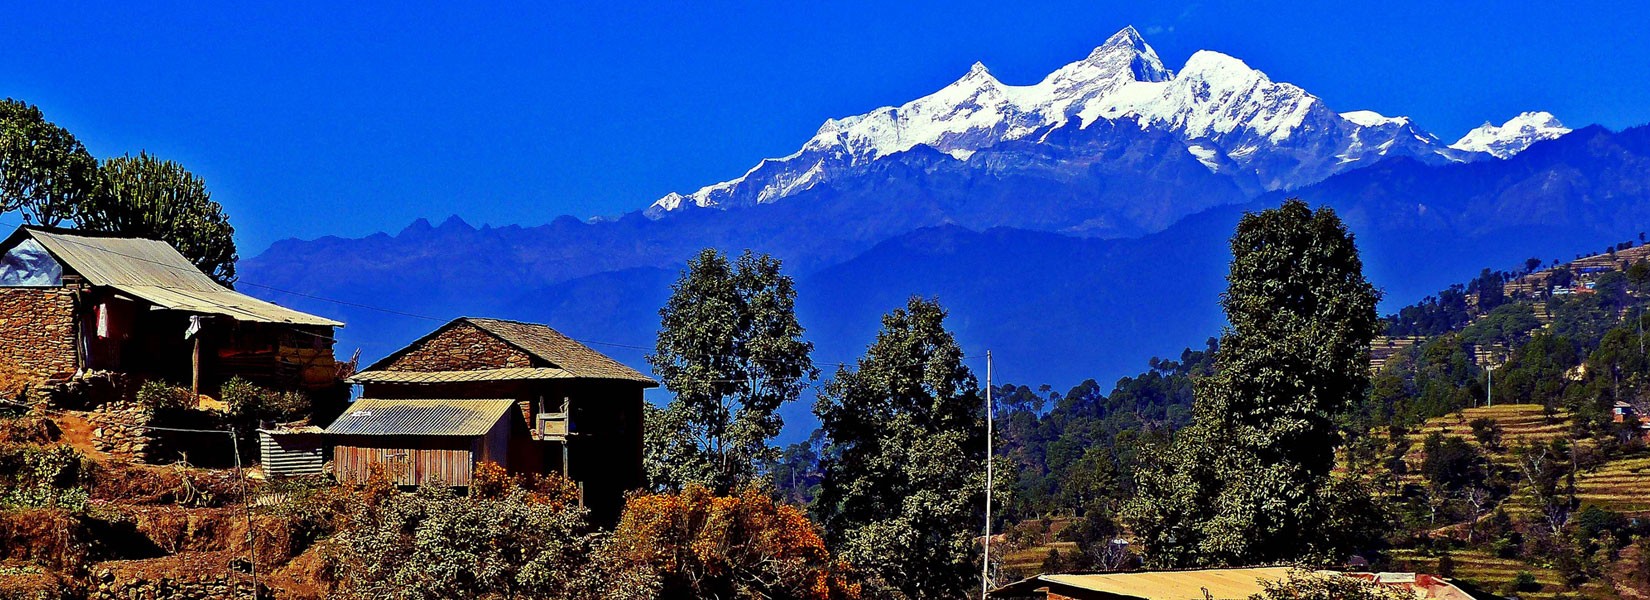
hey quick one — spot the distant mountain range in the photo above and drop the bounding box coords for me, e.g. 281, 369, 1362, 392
645, 27, 1568, 233
241, 28, 1645, 440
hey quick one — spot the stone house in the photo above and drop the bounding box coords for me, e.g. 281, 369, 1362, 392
338, 317, 657, 522
0, 226, 343, 392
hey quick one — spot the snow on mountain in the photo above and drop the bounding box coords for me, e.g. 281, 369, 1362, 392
1451, 112, 1571, 158
646, 26, 1523, 218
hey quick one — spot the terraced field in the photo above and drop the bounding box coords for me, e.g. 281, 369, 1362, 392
1390, 548, 1615, 599
1574, 455, 1650, 515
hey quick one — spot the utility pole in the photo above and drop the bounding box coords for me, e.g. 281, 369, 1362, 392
982, 351, 993, 599
230, 430, 257, 599
1486, 364, 1495, 407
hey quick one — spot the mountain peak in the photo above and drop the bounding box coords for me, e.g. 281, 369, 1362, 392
1451, 111, 1570, 158
1179, 50, 1266, 85
954, 60, 998, 86
1064, 26, 1171, 83
1097, 25, 1148, 54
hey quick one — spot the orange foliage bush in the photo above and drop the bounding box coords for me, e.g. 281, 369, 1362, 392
469, 461, 582, 509
610, 485, 860, 600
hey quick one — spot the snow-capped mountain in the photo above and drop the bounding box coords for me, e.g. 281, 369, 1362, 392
648, 26, 1551, 218
1451, 112, 1571, 158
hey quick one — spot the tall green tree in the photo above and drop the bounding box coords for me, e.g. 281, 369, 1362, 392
78, 153, 238, 285
647, 248, 815, 494
813, 297, 983, 600
1126, 198, 1381, 567
0, 99, 99, 226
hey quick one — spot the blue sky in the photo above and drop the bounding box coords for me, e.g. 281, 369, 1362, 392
3, 1, 1647, 253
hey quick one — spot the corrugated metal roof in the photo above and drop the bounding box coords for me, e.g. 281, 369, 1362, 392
14, 228, 342, 327
325, 398, 516, 436
259, 429, 325, 478
1038, 567, 1295, 599
347, 367, 576, 384
994, 568, 1464, 600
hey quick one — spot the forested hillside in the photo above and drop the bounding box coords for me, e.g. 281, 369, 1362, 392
987, 241, 1650, 597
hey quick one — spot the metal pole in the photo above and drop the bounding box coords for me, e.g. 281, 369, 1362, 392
982, 351, 993, 598
231, 431, 257, 599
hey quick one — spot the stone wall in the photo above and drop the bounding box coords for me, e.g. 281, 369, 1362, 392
382, 321, 534, 371
87, 399, 151, 461
0, 288, 78, 385
88, 566, 262, 600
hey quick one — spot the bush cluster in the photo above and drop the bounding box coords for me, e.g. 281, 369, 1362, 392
221, 377, 309, 422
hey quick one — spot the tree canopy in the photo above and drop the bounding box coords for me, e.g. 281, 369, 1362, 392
647, 248, 814, 494
0, 98, 99, 227
813, 297, 984, 600
78, 153, 239, 285
1125, 198, 1382, 567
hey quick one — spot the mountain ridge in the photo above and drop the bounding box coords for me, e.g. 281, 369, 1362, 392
644, 26, 1558, 221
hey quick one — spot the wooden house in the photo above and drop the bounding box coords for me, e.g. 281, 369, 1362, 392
1613, 400, 1637, 423
338, 317, 657, 522
0, 226, 342, 391
326, 398, 523, 487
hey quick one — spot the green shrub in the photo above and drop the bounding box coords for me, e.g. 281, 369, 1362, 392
136, 381, 192, 412
222, 377, 310, 421
1508, 571, 1540, 593
0, 444, 92, 511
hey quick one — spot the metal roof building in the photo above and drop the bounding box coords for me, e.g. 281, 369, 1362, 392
7, 227, 340, 327
326, 398, 523, 487
988, 567, 1479, 600
0, 226, 343, 391
342, 316, 654, 523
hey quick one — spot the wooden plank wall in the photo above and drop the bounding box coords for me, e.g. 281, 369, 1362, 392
333, 436, 475, 486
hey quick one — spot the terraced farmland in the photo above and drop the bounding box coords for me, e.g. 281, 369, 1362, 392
1390, 548, 1615, 599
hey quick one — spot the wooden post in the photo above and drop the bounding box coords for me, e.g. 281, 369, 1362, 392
192, 335, 202, 399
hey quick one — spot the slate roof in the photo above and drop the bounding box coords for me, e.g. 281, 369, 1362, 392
357, 317, 657, 386
324, 398, 517, 436
3, 227, 341, 327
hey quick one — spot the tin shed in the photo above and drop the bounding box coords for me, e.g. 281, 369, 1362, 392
325, 398, 521, 487
257, 425, 325, 478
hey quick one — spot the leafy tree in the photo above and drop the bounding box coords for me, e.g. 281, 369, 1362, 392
647, 249, 815, 493
1460, 303, 1541, 347
813, 297, 983, 600
608, 485, 860, 600
0, 99, 98, 226
1469, 417, 1503, 451
1126, 199, 1381, 567
767, 429, 828, 506
77, 152, 238, 285
1421, 433, 1487, 493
